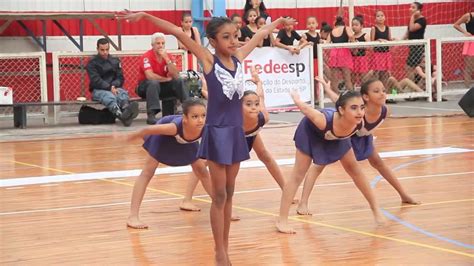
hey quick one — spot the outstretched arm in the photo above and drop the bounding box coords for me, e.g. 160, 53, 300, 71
290, 90, 326, 129
121, 12, 213, 70
236, 17, 294, 61
251, 68, 269, 123
316, 76, 338, 103
453, 13, 472, 36
126, 123, 178, 142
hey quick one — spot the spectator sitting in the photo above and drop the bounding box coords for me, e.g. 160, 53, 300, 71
136, 32, 189, 125
86, 38, 139, 127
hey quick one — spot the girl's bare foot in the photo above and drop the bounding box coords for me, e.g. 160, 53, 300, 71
374, 212, 386, 226
179, 201, 201, 211
291, 198, 299, 204
127, 216, 149, 229
215, 252, 227, 266
401, 196, 421, 205
296, 203, 312, 215
276, 219, 296, 234
231, 216, 241, 222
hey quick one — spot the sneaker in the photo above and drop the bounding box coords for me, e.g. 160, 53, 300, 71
122, 102, 139, 120
146, 112, 157, 125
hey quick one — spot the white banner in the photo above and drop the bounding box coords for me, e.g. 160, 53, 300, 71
242, 47, 313, 111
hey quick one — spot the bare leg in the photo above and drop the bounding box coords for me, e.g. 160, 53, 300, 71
207, 161, 229, 266
180, 173, 201, 211
342, 67, 354, 90
252, 134, 299, 204
329, 68, 340, 93
464, 56, 474, 88
180, 159, 213, 211
253, 134, 285, 188
368, 149, 420, 205
276, 149, 312, 234
296, 164, 325, 215
399, 78, 423, 92
223, 163, 240, 265
339, 149, 385, 225
127, 154, 159, 229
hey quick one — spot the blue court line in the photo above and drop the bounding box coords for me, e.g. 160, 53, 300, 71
370, 155, 474, 250
370, 155, 443, 188
382, 210, 474, 250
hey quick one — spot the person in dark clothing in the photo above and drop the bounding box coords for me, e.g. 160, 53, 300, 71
244, 0, 269, 21
136, 32, 189, 125
404, 2, 427, 80
86, 38, 139, 126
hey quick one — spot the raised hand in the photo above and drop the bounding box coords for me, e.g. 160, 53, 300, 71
117, 10, 147, 23
290, 89, 301, 102
315, 76, 331, 88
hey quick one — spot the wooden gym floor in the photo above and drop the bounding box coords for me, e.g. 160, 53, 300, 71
0, 116, 473, 265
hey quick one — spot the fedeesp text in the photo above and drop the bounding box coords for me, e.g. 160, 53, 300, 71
244, 60, 306, 77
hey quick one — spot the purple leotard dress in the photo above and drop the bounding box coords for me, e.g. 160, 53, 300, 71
294, 108, 363, 165
143, 115, 200, 166
197, 55, 250, 165
351, 105, 387, 161
245, 112, 266, 151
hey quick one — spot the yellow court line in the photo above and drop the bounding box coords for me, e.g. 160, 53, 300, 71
6, 145, 129, 156
9, 160, 74, 174
9, 159, 474, 259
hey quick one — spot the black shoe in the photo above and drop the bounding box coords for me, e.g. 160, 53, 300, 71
122, 102, 139, 120
146, 112, 157, 125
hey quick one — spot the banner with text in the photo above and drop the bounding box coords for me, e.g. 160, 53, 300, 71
242, 47, 313, 111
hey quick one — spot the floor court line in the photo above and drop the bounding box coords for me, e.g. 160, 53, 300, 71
2, 149, 473, 257
2, 147, 472, 187
371, 155, 474, 251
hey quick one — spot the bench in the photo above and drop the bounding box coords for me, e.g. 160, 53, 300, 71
0, 96, 176, 129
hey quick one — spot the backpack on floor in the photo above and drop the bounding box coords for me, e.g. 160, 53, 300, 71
78, 105, 116, 125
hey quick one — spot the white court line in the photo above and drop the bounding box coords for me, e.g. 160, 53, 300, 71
1, 147, 472, 188
390, 105, 461, 111
1, 171, 472, 216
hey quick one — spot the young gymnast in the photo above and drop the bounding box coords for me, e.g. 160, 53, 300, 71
256, 16, 274, 47
351, 15, 371, 86
124, 98, 212, 229
178, 13, 202, 71
181, 68, 292, 212
296, 78, 420, 216
328, 16, 354, 92
122, 11, 293, 265
276, 89, 385, 234
370, 10, 393, 87
241, 8, 259, 42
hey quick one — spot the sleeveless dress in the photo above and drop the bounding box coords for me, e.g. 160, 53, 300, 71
329, 27, 353, 70
197, 55, 250, 165
305, 32, 321, 77
373, 25, 393, 71
143, 115, 200, 166
245, 111, 266, 151
351, 105, 388, 161
294, 108, 362, 165
352, 33, 369, 73
463, 13, 474, 56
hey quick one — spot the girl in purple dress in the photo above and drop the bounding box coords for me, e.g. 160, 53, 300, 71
296, 78, 419, 217
122, 11, 292, 265
123, 99, 211, 229
276, 88, 385, 234
181, 68, 290, 213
